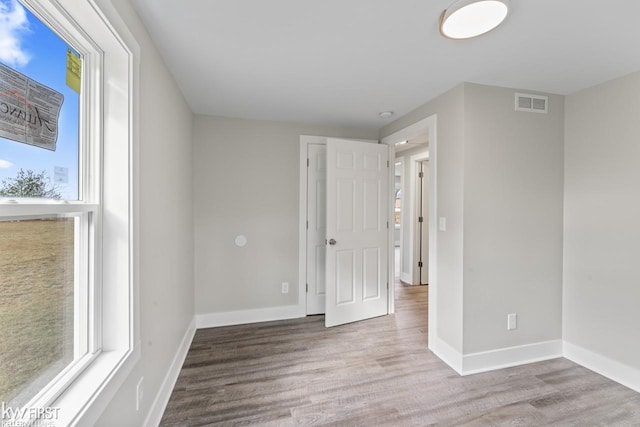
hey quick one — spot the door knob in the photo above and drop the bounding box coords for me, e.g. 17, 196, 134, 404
328, 238, 337, 245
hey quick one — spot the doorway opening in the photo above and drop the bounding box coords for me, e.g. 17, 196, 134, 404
381, 115, 437, 339
299, 136, 389, 327
298, 114, 437, 335
394, 136, 429, 287
416, 159, 429, 285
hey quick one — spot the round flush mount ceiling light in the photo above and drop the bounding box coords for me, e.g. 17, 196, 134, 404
440, 0, 510, 40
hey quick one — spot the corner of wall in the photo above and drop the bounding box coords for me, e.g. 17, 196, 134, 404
429, 335, 463, 375
144, 317, 196, 427
564, 340, 640, 394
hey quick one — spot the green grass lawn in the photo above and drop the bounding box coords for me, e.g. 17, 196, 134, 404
0, 219, 74, 404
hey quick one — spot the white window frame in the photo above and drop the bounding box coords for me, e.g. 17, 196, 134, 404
0, 1, 140, 425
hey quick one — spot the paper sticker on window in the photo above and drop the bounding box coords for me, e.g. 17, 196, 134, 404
66, 49, 81, 94
0, 63, 64, 151
54, 166, 69, 184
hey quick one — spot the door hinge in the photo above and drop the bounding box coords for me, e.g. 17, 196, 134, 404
306, 283, 309, 292
306, 220, 309, 229
418, 216, 424, 223
419, 171, 424, 178
387, 221, 389, 229
387, 160, 390, 167
387, 281, 389, 289
418, 261, 423, 268
307, 158, 310, 167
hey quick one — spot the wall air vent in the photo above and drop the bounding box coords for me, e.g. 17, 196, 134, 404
515, 93, 548, 114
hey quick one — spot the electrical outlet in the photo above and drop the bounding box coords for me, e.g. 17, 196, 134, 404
507, 313, 517, 331
281, 282, 289, 294
136, 377, 144, 411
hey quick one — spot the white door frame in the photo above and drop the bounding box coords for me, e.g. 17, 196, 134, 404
299, 135, 327, 312
394, 158, 405, 280
409, 152, 429, 285
381, 115, 437, 335
298, 118, 437, 323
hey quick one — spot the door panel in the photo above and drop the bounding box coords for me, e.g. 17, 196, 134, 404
363, 179, 380, 230
363, 247, 380, 300
336, 250, 355, 305
315, 246, 326, 295
325, 138, 389, 327
336, 179, 355, 231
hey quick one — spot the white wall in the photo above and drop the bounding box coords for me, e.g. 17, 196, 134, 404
95, 1, 195, 425
463, 83, 564, 354
382, 85, 465, 353
193, 116, 378, 318
564, 72, 640, 373
381, 82, 565, 369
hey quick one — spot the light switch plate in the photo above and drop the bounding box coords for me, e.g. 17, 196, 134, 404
507, 313, 517, 330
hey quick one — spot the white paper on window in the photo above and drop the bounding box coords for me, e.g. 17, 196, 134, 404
0, 63, 64, 151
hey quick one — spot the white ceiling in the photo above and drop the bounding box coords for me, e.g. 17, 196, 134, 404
130, 0, 640, 129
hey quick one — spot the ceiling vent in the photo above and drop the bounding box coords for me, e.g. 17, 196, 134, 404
515, 93, 548, 113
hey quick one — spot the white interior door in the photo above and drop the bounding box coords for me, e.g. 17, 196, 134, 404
306, 143, 327, 314
325, 138, 389, 327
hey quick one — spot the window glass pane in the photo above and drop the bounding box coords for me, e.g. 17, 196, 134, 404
0, 0, 80, 201
0, 217, 75, 407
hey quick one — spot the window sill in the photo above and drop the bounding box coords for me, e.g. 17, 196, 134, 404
53, 342, 141, 426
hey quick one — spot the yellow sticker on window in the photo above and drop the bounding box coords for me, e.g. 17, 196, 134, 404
66, 49, 81, 93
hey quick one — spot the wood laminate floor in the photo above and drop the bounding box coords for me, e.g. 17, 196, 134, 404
160, 283, 640, 426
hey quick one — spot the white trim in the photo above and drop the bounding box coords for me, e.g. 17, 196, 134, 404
63, 344, 140, 426
393, 158, 405, 284
564, 341, 640, 394
461, 340, 563, 376
196, 305, 305, 329
382, 117, 436, 147
381, 115, 437, 346
429, 334, 463, 375
400, 272, 412, 284
427, 117, 438, 351
298, 135, 328, 315
298, 137, 309, 314
0, 203, 98, 216
144, 318, 197, 427
387, 144, 396, 314
4, 0, 143, 425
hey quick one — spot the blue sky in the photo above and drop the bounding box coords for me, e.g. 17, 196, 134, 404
0, 0, 79, 200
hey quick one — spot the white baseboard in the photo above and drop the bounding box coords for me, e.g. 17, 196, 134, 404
144, 317, 196, 427
400, 272, 412, 284
461, 340, 562, 376
429, 336, 640, 396
564, 341, 640, 394
429, 337, 562, 377
429, 334, 463, 374
196, 304, 305, 329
